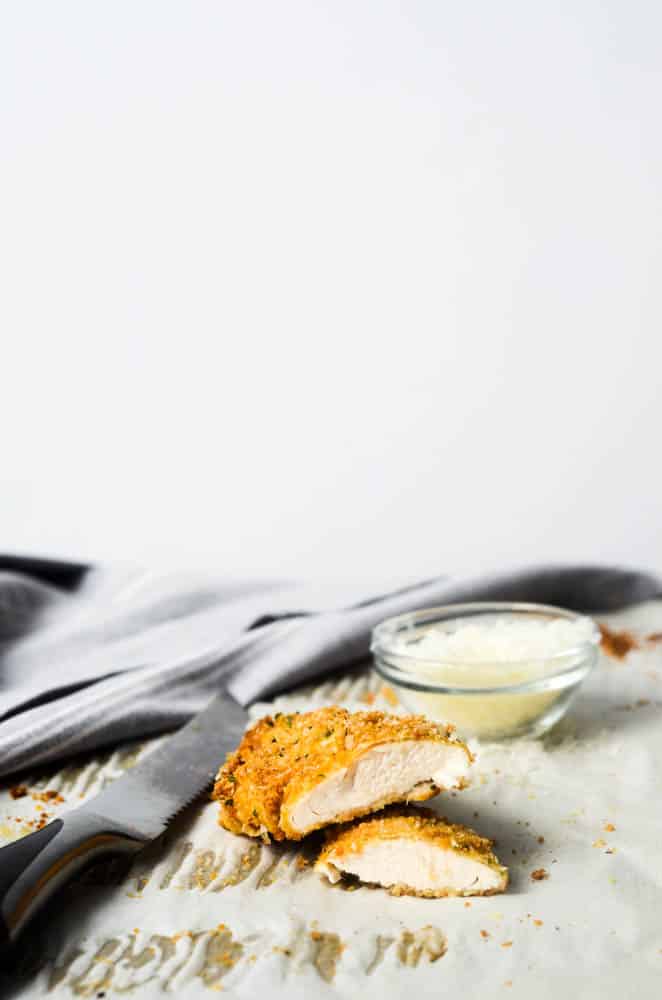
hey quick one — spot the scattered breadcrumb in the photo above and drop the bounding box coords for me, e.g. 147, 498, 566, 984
31, 790, 64, 805
20, 814, 51, 831
537, 836, 545, 844
530, 868, 549, 881
533, 919, 543, 927
647, 632, 662, 644
604, 823, 615, 832
380, 685, 399, 707
501, 941, 512, 948
592, 838, 606, 848
599, 624, 639, 660
8, 786, 64, 806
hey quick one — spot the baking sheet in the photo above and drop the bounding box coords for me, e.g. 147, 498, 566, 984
2, 601, 662, 998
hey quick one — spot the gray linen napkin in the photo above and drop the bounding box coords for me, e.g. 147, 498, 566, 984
0, 557, 659, 778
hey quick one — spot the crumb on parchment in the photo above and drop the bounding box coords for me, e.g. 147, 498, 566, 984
31, 789, 64, 804
530, 868, 549, 881
9, 785, 64, 805
599, 624, 639, 660
380, 685, 399, 707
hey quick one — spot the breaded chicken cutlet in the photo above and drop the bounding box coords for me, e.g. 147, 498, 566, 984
213, 707, 473, 841
315, 806, 508, 897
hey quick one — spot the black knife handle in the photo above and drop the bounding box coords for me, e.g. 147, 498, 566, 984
0, 812, 145, 957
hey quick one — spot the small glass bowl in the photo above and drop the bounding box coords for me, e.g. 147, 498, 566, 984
371, 602, 600, 741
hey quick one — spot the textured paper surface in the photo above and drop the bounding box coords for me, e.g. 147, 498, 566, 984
2, 602, 662, 999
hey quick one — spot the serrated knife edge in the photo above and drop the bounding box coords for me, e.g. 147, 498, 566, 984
79, 688, 249, 839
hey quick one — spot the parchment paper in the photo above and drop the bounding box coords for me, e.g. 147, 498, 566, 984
2, 601, 661, 999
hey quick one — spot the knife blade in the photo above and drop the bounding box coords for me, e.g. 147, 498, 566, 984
0, 688, 248, 952
88, 687, 249, 839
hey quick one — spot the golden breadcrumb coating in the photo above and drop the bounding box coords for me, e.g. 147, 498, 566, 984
316, 806, 509, 898
212, 707, 473, 841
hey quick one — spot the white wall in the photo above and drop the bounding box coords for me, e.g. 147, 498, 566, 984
2, 2, 661, 583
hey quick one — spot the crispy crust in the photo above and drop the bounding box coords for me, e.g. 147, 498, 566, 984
316, 806, 508, 898
212, 707, 473, 841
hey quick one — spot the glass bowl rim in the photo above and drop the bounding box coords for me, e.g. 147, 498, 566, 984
370, 601, 600, 696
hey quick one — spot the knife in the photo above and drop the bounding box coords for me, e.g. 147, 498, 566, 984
0, 688, 248, 956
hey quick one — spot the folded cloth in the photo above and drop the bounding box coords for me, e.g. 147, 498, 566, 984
0, 556, 660, 778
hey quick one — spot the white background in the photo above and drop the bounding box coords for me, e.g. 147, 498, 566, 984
2, 2, 661, 583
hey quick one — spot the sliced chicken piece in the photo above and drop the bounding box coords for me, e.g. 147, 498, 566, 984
213, 707, 473, 841
315, 807, 508, 897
